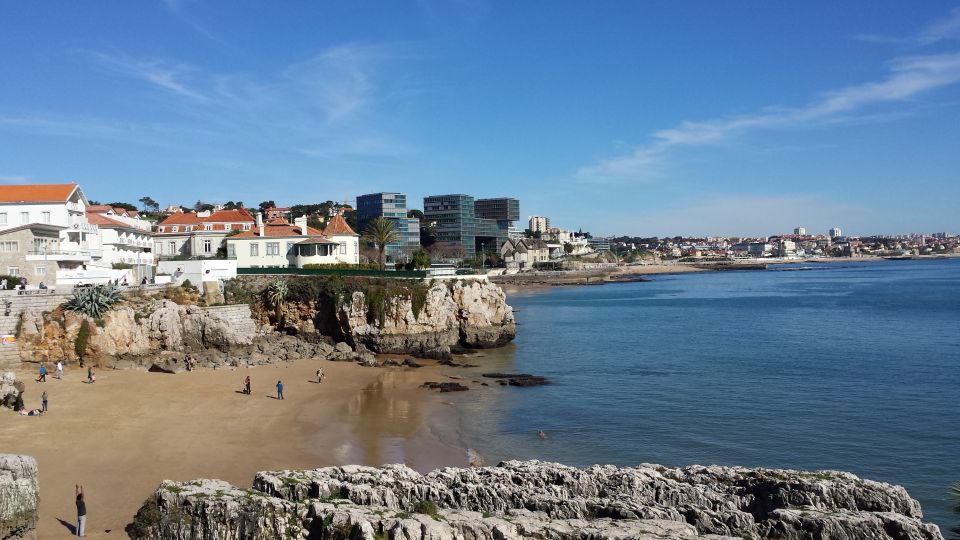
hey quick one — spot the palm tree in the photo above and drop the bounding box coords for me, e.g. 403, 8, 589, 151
363, 217, 400, 271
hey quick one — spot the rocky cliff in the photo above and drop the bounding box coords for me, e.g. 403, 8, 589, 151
0, 454, 39, 540
129, 460, 943, 540
232, 277, 516, 359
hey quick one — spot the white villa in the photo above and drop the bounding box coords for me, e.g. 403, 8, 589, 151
153, 208, 255, 259
227, 214, 359, 269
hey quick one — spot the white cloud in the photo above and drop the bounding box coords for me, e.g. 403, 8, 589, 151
86, 51, 206, 100
0, 175, 30, 183
919, 6, 960, 45
575, 52, 960, 184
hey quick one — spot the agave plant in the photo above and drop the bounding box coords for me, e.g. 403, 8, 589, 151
265, 279, 289, 327
64, 285, 122, 319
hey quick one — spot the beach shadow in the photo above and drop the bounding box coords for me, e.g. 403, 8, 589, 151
234, 390, 249, 395
307, 380, 322, 384
56, 517, 76, 534
267, 395, 281, 399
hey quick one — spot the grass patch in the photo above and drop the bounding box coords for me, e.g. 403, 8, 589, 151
413, 500, 441, 520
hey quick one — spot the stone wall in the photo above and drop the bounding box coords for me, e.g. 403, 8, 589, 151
0, 291, 71, 370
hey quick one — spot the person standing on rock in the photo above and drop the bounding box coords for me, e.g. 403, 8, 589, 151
75, 484, 86, 537
276, 380, 284, 400
41, 391, 48, 412
56, 360, 64, 379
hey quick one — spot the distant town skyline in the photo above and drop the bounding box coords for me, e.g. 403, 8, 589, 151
1, 2, 959, 237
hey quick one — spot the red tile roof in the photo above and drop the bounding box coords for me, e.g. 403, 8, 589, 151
0, 183, 79, 203
323, 214, 357, 236
157, 208, 254, 226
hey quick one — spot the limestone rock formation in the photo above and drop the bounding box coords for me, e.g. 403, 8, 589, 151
338, 281, 515, 358
0, 454, 39, 540
0, 372, 24, 409
130, 460, 943, 540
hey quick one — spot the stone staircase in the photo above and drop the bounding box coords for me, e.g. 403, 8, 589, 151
0, 292, 72, 370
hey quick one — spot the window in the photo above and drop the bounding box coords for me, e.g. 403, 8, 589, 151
172, 226, 179, 232
250, 243, 259, 256
286, 242, 295, 255
203, 239, 212, 253
266, 242, 280, 256
242, 224, 251, 231
227, 243, 236, 258
204, 224, 212, 231
35, 266, 46, 276
0, 241, 19, 253
20, 212, 29, 224
7, 267, 19, 276
168, 241, 176, 255
339, 242, 346, 254
0, 213, 6, 225
41, 212, 51, 224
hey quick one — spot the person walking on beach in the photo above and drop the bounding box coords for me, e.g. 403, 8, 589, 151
56, 360, 64, 379
276, 380, 284, 400
316, 368, 324, 384
87, 367, 94, 384
37, 364, 47, 383
41, 391, 48, 412
244, 375, 251, 395
75, 484, 86, 537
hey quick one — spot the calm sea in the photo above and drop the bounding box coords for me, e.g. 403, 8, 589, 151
442, 258, 960, 531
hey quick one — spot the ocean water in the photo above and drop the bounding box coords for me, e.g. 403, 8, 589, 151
445, 259, 960, 531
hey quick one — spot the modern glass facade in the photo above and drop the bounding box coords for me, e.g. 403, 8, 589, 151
424, 194, 518, 258
356, 193, 420, 261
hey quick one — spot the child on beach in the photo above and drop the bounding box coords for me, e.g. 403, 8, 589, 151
276, 380, 284, 400
244, 376, 251, 395
87, 368, 95, 384
316, 368, 325, 383
37, 364, 47, 383
41, 391, 48, 412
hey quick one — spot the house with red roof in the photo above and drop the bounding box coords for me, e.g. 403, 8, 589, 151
153, 208, 255, 259
226, 213, 359, 268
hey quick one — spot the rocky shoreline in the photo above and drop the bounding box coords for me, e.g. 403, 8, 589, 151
126, 459, 944, 539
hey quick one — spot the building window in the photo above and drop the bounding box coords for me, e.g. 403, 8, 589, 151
286, 242, 295, 255
172, 226, 179, 232
168, 241, 176, 255
266, 242, 280, 256
203, 239, 212, 253
0, 213, 6, 225
339, 242, 346, 254
20, 212, 29, 224
250, 243, 259, 256
204, 224, 212, 231
242, 224, 251, 231
35, 266, 46, 276
0, 241, 19, 253
41, 212, 51, 224
7, 267, 19, 276
227, 243, 236, 258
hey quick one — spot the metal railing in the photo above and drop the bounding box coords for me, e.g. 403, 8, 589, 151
237, 267, 427, 278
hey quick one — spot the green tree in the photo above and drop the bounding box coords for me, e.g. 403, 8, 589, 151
407, 209, 424, 220
362, 217, 400, 271
108, 202, 138, 212
259, 200, 277, 212
410, 248, 431, 270
74, 319, 91, 367
563, 242, 574, 254
265, 279, 289, 328
138, 196, 159, 213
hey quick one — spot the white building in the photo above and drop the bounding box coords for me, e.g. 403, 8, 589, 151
794, 226, 806, 236
84, 211, 155, 283
226, 214, 359, 269
829, 227, 843, 239
528, 215, 550, 234
157, 259, 236, 287
154, 208, 255, 259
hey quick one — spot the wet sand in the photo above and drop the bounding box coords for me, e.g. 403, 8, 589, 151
0, 359, 467, 538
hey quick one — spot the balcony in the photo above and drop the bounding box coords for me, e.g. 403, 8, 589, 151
26, 249, 93, 262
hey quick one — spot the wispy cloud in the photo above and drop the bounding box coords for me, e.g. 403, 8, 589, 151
919, 6, 960, 45
575, 51, 960, 184
86, 51, 205, 100
0, 175, 30, 183
161, 0, 227, 45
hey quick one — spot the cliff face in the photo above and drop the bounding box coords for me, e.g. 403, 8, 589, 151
337, 280, 515, 358
130, 460, 943, 540
16, 300, 255, 364
0, 454, 39, 540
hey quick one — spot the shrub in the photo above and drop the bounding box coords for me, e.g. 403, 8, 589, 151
111, 263, 133, 270
181, 279, 196, 291
74, 319, 91, 362
125, 497, 161, 538
64, 285, 122, 318
0, 274, 20, 290
412, 500, 440, 520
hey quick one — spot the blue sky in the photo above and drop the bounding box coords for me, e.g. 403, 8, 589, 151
1, 1, 959, 237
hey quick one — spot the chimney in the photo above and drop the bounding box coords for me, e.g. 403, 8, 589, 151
256, 212, 264, 237
294, 216, 308, 236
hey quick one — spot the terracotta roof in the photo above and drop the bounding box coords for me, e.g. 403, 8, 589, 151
232, 224, 325, 238
323, 214, 357, 236
86, 204, 113, 213
157, 208, 254, 226
85, 212, 130, 228
266, 217, 289, 225
0, 183, 79, 203
267, 207, 290, 212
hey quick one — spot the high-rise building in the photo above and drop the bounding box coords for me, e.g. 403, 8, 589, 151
829, 227, 842, 239
529, 216, 551, 234
356, 192, 420, 262
424, 194, 518, 258
794, 226, 806, 236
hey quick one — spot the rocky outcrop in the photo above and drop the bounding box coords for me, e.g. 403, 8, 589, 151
0, 454, 39, 540
0, 372, 24, 409
130, 460, 943, 540
16, 300, 254, 365
336, 280, 515, 358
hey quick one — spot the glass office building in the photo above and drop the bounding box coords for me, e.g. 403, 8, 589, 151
423, 195, 518, 258
356, 192, 420, 262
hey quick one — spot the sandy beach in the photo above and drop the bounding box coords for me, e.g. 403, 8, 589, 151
1, 359, 467, 538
